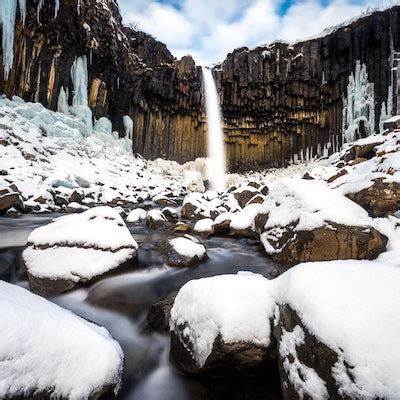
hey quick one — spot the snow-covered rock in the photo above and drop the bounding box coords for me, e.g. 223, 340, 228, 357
0, 281, 123, 399
159, 236, 207, 268
146, 209, 168, 229
23, 206, 138, 296
230, 203, 262, 239
170, 273, 277, 374
193, 218, 214, 237
127, 208, 147, 223
256, 178, 387, 263
275, 260, 400, 399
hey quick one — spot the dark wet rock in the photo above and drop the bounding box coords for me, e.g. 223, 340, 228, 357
247, 181, 261, 189
147, 297, 175, 333
233, 188, 260, 208
68, 190, 83, 204
275, 305, 343, 400
174, 222, 191, 232
260, 185, 269, 196
161, 207, 178, 222
346, 178, 400, 217
302, 172, 315, 180
146, 210, 168, 229
156, 237, 207, 268
170, 331, 277, 376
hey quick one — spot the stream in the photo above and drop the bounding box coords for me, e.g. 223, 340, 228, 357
0, 213, 289, 400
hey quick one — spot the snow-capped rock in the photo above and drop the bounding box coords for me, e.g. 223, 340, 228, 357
0, 280, 123, 399
23, 206, 138, 296
126, 208, 147, 223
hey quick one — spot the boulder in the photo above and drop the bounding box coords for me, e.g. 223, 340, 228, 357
169, 274, 277, 375
229, 204, 261, 239
154, 196, 177, 206
0, 281, 123, 400
161, 207, 179, 222
147, 297, 175, 332
0, 191, 23, 215
68, 190, 83, 204
257, 178, 387, 263
127, 208, 147, 223
174, 222, 191, 232
23, 206, 138, 297
213, 212, 234, 235
146, 209, 168, 229
346, 178, 400, 217
233, 186, 259, 208
193, 218, 214, 237
158, 236, 207, 267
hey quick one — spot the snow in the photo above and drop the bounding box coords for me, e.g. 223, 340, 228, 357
168, 237, 206, 260
23, 206, 138, 281
127, 208, 147, 223
384, 115, 400, 124
0, 96, 189, 212
170, 273, 276, 368
171, 260, 400, 397
193, 218, 214, 234
230, 203, 262, 231
277, 260, 400, 399
0, 280, 123, 399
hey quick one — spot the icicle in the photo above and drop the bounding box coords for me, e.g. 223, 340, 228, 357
57, 87, 69, 115
54, 0, 60, 17
37, 0, 43, 22
77, 0, 81, 15
1, 0, 18, 80
123, 115, 134, 140
18, 0, 26, 25
342, 61, 375, 143
71, 55, 88, 107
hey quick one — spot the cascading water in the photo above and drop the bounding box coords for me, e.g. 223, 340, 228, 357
202, 67, 226, 192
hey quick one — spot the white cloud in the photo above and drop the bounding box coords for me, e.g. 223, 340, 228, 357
118, 0, 396, 66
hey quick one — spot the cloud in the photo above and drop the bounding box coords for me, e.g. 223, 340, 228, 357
118, 0, 395, 66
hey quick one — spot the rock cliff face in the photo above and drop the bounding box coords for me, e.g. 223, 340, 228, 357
1, 1, 399, 169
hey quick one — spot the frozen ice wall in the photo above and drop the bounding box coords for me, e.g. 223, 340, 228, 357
342, 61, 375, 142
202, 67, 226, 192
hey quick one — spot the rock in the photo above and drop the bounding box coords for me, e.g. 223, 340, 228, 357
54, 195, 68, 208
246, 194, 265, 206
262, 222, 387, 264
146, 209, 168, 229
233, 186, 259, 208
346, 178, 400, 217
158, 236, 207, 267
213, 212, 235, 235
169, 274, 277, 375
161, 207, 178, 222
247, 181, 261, 189
174, 222, 191, 232
68, 190, 83, 204
327, 168, 348, 183
154, 196, 177, 206
229, 204, 261, 240
0, 191, 23, 215
0, 281, 123, 400
301, 172, 314, 180
384, 115, 400, 132
181, 193, 221, 220
147, 297, 175, 332
23, 206, 138, 297
127, 208, 147, 223
66, 202, 89, 213
260, 185, 269, 196
193, 218, 214, 237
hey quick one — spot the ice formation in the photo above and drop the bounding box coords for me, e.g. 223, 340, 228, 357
342, 61, 375, 142
202, 67, 226, 192
123, 115, 134, 140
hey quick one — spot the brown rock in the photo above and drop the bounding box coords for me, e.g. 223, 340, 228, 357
233, 188, 259, 208
327, 169, 348, 183
263, 223, 387, 264
174, 222, 191, 232
0, 192, 23, 215
346, 178, 400, 217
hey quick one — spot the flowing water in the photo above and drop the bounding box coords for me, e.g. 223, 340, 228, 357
202, 67, 226, 192
0, 212, 288, 400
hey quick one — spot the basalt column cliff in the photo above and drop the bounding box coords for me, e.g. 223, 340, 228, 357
1, 1, 399, 169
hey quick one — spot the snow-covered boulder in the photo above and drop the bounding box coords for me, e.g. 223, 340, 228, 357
23, 206, 138, 296
161, 207, 179, 222
158, 236, 207, 268
193, 218, 214, 237
170, 273, 277, 374
256, 178, 387, 263
146, 209, 168, 229
0, 281, 123, 399
346, 178, 400, 217
230, 203, 262, 239
0, 188, 24, 214
213, 212, 235, 235
127, 208, 147, 223
233, 185, 260, 208
275, 260, 400, 399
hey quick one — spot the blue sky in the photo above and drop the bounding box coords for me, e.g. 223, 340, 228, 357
118, 0, 396, 65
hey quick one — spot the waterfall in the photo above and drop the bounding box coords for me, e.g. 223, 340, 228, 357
202, 67, 226, 192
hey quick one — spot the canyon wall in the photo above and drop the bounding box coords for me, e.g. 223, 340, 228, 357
0, 0, 399, 169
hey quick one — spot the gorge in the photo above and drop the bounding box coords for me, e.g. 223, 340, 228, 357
1, 0, 400, 170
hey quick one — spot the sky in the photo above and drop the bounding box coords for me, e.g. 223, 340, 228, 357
118, 0, 396, 65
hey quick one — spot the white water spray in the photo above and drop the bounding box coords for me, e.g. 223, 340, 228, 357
202, 67, 226, 192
